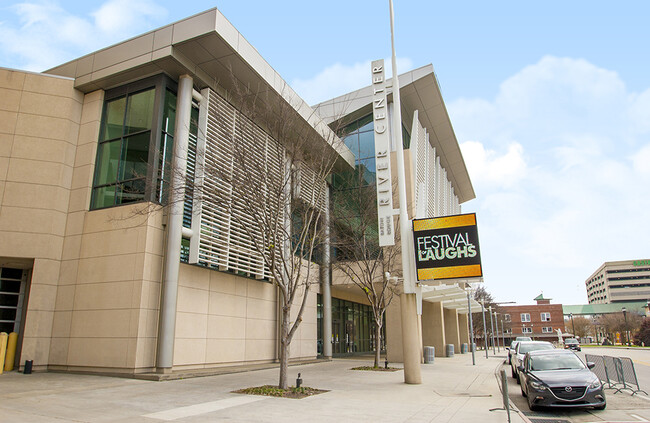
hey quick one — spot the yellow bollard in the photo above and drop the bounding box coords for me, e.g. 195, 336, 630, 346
0, 332, 7, 375
5, 332, 18, 371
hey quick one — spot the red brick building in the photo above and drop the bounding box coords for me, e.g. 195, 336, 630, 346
499, 294, 565, 345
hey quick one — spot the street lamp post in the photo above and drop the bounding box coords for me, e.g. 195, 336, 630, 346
494, 311, 500, 352
570, 313, 576, 338
489, 306, 496, 354
501, 318, 506, 348
481, 301, 488, 358
622, 307, 628, 346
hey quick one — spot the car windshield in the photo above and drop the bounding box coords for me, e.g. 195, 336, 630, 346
519, 343, 554, 354
566, 338, 578, 343
530, 354, 585, 371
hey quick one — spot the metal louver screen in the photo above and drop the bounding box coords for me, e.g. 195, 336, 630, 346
194, 90, 286, 280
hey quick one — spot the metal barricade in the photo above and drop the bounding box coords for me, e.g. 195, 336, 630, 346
587, 354, 647, 395
585, 354, 610, 387
613, 356, 648, 396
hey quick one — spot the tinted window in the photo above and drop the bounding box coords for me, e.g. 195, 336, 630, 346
519, 343, 554, 354
530, 354, 585, 371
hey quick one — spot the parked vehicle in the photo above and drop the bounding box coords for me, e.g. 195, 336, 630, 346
518, 349, 606, 411
507, 337, 533, 364
564, 338, 581, 351
511, 341, 555, 383
506, 341, 520, 364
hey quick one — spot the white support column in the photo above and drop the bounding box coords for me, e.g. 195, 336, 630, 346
157, 74, 193, 371
321, 186, 332, 359
390, 0, 421, 385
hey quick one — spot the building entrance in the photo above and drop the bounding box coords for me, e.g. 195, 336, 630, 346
318, 295, 385, 356
0, 267, 28, 334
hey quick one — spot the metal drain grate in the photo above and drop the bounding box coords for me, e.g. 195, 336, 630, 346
528, 419, 571, 423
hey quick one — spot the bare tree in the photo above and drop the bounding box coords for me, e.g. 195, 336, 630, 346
330, 170, 400, 368
564, 315, 593, 339
471, 285, 495, 348
188, 81, 345, 389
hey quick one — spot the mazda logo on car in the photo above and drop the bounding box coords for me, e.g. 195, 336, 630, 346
565, 386, 573, 392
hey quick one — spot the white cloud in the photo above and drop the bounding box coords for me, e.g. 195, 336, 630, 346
632, 144, 650, 175
460, 141, 526, 189
450, 56, 650, 305
291, 57, 413, 106
0, 0, 167, 71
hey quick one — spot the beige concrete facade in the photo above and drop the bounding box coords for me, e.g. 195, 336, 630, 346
422, 301, 446, 357
0, 8, 475, 377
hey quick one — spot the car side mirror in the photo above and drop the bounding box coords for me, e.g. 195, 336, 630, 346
505, 347, 510, 351
517, 365, 524, 372
587, 362, 595, 369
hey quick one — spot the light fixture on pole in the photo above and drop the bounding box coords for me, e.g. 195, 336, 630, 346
570, 312, 576, 338
481, 301, 488, 359
493, 311, 500, 352
488, 305, 495, 355
622, 307, 628, 346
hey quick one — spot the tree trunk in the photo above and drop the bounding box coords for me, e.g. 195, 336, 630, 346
278, 307, 291, 389
374, 323, 382, 368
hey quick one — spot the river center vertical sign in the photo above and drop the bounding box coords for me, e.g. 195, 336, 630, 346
412, 213, 483, 281
371, 59, 395, 246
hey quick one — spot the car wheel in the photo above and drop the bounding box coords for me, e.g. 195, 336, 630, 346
594, 403, 606, 410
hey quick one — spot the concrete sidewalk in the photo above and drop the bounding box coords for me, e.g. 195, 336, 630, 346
0, 352, 525, 422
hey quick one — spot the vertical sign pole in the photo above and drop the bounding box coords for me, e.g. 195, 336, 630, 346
481, 301, 488, 358
389, 0, 421, 385
468, 290, 475, 366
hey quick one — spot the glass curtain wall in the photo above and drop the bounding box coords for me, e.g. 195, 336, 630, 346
317, 294, 386, 356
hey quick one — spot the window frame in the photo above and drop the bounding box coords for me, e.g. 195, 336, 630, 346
91, 74, 178, 210
542, 326, 553, 333
540, 312, 551, 322
522, 326, 533, 334
520, 313, 531, 322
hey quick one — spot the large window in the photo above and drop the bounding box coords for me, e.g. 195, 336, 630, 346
540, 312, 551, 322
91, 76, 178, 210
520, 313, 531, 322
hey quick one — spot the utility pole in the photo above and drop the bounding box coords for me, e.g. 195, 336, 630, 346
481, 301, 488, 358
389, 0, 421, 384
489, 306, 496, 355
467, 290, 475, 365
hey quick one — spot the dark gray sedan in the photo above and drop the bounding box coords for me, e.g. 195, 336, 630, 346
518, 349, 606, 411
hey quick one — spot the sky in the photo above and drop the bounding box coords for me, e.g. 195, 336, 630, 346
1, 0, 649, 305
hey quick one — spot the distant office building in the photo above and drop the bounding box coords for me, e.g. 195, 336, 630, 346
499, 294, 564, 344
586, 260, 650, 304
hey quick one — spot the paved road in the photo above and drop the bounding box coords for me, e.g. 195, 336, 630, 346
504, 346, 650, 422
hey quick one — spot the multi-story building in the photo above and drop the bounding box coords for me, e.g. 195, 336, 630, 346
499, 294, 565, 344
586, 260, 650, 304
0, 8, 476, 375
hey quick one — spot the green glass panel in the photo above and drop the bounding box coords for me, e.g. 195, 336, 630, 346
100, 97, 126, 141
92, 185, 116, 209
125, 89, 155, 134
344, 134, 359, 158
357, 159, 376, 186
402, 124, 411, 149
162, 89, 177, 136
358, 130, 375, 160
116, 178, 146, 205
358, 114, 373, 132
94, 140, 121, 185
119, 132, 150, 181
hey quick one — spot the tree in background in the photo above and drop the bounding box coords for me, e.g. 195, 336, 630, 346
471, 285, 497, 349
633, 318, 650, 346
564, 315, 594, 339
330, 160, 401, 368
